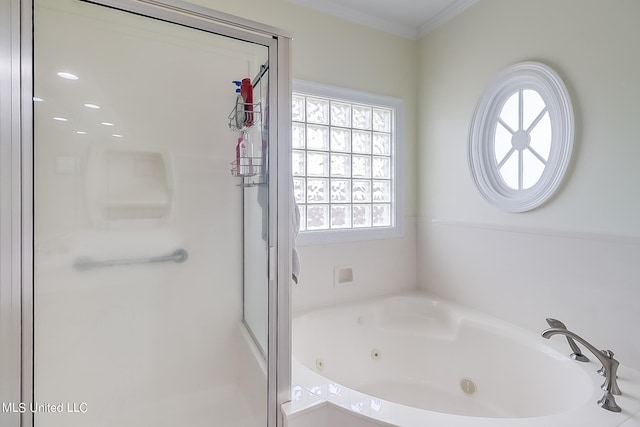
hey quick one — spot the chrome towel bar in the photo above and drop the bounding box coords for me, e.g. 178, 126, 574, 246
73, 248, 188, 271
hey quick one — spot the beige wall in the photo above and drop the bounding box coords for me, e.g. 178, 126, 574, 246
417, 0, 640, 369
190, 0, 420, 311
418, 0, 640, 233
192, 0, 418, 119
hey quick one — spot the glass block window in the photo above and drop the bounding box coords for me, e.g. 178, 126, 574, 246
292, 81, 403, 244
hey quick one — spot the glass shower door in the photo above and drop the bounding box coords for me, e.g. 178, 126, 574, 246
33, 0, 271, 425
243, 67, 270, 355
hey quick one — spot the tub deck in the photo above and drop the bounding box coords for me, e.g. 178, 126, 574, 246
290, 291, 640, 427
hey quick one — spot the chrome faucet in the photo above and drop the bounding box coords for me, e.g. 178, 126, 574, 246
545, 318, 589, 362
542, 327, 622, 412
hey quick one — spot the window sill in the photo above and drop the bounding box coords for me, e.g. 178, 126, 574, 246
295, 225, 403, 246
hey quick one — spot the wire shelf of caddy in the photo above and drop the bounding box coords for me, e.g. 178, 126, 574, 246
228, 102, 261, 132
230, 157, 266, 187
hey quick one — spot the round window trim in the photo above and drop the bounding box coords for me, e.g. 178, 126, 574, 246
468, 62, 574, 212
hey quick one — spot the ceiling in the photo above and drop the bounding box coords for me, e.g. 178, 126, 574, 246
290, 0, 478, 39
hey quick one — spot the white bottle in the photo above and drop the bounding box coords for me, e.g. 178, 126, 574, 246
236, 135, 248, 175
244, 132, 254, 175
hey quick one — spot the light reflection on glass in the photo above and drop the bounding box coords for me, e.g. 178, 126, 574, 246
329, 383, 342, 396
57, 71, 78, 80
350, 402, 364, 413
309, 385, 322, 396
292, 385, 303, 401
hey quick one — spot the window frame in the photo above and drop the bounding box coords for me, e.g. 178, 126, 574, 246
468, 62, 575, 212
293, 80, 404, 245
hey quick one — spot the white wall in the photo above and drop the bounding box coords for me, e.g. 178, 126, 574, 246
293, 219, 417, 312
418, 0, 640, 370
191, 0, 420, 312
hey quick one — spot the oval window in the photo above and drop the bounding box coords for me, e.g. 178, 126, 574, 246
468, 62, 574, 212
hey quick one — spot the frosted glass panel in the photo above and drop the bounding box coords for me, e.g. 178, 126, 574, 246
330, 101, 351, 127
33, 1, 270, 426
331, 179, 351, 202
299, 206, 307, 232
352, 130, 372, 154
352, 155, 372, 178
331, 153, 351, 177
372, 180, 391, 202
372, 108, 391, 132
373, 156, 390, 179
352, 180, 371, 203
330, 127, 351, 152
292, 94, 305, 121
352, 105, 372, 129
292, 122, 305, 148
307, 205, 329, 230
292, 150, 306, 176
373, 133, 391, 155
306, 97, 329, 124
307, 178, 329, 203
352, 204, 372, 227
331, 204, 351, 229
307, 124, 329, 150
373, 204, 391, 226
307, 151, 329, 177
293, 177, 306, 203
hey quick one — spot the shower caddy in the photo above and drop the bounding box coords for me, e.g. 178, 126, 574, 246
229, 66, 267, 187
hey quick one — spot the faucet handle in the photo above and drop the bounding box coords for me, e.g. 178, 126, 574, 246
598, 391, 622, 412
598, 349, 621, 396
597, 350, 614, 376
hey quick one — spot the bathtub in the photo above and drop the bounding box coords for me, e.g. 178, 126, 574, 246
291, 292, 640, 427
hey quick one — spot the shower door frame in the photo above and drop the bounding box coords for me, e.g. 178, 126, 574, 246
1, 1, 292, 426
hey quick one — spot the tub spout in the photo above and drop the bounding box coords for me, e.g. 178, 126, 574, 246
545, 318, 589, 362
542, 327, 621, 412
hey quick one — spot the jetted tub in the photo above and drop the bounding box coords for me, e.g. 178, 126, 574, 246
291, 292, 640, 427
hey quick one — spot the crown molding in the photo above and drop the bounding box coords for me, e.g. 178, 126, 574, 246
289, 0, 418, 39
418, 0, 479, 38
290, 0, 480, 40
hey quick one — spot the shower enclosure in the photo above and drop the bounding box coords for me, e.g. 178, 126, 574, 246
0, 0, 291, 426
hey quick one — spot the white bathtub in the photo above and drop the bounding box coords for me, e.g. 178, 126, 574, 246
291, 292, 640, 427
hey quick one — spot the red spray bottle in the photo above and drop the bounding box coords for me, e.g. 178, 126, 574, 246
240, 78, 254, 127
